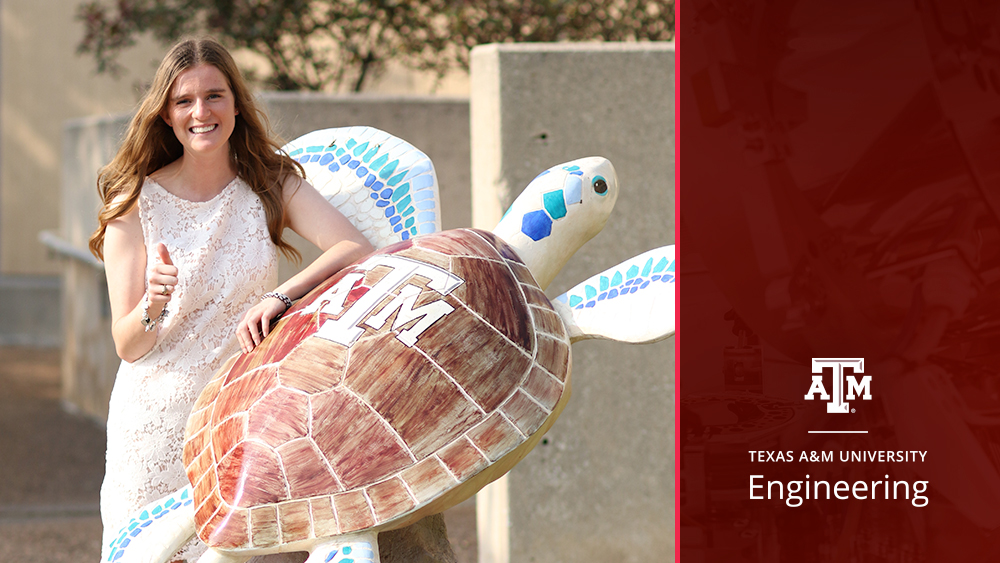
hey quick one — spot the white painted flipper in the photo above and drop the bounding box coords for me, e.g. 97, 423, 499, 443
104, 486, 196, 563
553, 246, 675, 344
283, 127, 442, 249
304, 533, 379, 563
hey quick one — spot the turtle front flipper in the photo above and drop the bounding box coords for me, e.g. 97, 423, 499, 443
282, 126, 442, 249
304, 532, 379, 563
104, 486, 196, 563
553, 246, 675, 343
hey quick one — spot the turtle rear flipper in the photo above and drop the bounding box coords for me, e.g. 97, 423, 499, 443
553, 246, 675, 344
104, 486, 196, 563
301, 534, 378, 563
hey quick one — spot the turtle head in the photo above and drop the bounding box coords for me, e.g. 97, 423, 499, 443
493, 157, 619, 290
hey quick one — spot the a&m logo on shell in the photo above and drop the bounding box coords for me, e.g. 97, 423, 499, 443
804, 358, 872, 413
300, 255, 464, 348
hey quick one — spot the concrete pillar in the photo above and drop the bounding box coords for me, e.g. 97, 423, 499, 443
470, 43, 675, 563
59, 115, 132, 421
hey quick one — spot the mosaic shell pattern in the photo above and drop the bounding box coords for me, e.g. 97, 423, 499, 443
181, 229, 570, 550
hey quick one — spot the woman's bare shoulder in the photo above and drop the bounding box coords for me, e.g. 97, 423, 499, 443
279, 172, 311, 202
107, 189, 142, 230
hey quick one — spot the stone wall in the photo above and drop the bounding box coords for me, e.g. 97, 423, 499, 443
470, 43, 675, 563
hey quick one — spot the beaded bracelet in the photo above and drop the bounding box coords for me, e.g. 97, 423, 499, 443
262, 291, 293, 311
140, 295, 169, 332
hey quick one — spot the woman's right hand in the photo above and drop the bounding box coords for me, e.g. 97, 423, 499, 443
104, 202, 180, 362
147, 243, 179, 306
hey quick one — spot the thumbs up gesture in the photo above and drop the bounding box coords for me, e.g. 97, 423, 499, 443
147, 242, 179, 305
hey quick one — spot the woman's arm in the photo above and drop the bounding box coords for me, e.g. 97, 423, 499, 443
104, 206, 179, 362
236, 176, 375, 353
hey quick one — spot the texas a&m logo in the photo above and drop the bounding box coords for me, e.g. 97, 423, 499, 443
804, 358, 871, 413
300, 255, 465, 348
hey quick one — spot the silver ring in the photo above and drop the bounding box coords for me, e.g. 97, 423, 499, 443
162, 284, 169, 295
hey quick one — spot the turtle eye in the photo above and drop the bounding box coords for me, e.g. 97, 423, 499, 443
593, 176, 608, 196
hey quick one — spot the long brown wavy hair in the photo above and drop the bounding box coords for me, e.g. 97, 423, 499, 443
89, 37, 303, 261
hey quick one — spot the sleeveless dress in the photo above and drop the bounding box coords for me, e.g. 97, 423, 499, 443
100, 177, 278, 562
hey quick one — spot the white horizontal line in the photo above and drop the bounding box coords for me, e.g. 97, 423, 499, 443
808, 430, 869, 434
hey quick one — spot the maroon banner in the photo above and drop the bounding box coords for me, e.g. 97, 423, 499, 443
678, 0, 1000, 560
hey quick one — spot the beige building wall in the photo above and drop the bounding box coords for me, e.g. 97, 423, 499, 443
1, 0, 162, 276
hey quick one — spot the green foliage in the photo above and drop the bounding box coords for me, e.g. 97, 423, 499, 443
76, 0, 674, 92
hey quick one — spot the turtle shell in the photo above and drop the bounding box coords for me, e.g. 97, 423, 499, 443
181, 228, 571, 551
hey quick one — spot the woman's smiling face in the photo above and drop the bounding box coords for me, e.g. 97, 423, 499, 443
162, 64, 238, 158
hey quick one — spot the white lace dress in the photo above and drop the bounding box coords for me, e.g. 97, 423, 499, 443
100, 177, 279, 562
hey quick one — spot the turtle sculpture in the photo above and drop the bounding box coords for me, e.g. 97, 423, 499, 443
104, 127, 674, 563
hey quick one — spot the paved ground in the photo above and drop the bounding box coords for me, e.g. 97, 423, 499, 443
0, 346, 477, 562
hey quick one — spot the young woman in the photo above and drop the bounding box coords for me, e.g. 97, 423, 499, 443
90, 37, 373, 562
